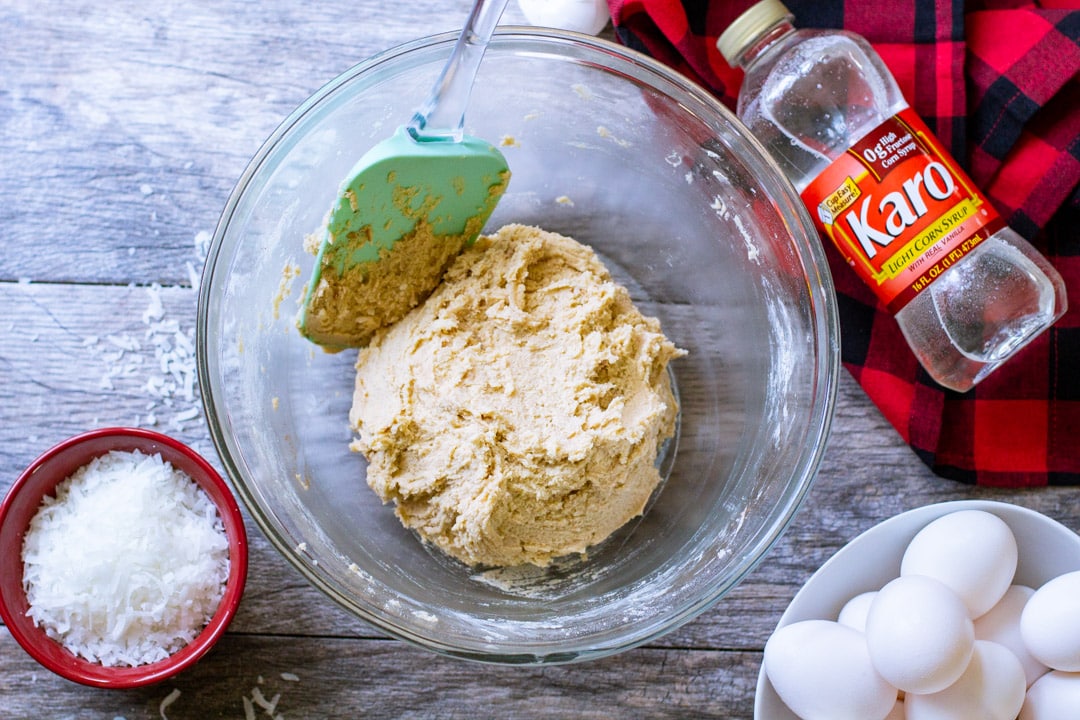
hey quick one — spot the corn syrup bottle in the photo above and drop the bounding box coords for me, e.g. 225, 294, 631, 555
718, 0, 1067, 392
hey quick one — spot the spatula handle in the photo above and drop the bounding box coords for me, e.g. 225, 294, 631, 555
407, 0, 511, 143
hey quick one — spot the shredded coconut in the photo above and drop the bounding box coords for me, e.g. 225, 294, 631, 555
240, 676, 295, 719
21, 450, 230, 667
85, 232, 210, 430
159, 688, 181, 719
251, 687, 280, 713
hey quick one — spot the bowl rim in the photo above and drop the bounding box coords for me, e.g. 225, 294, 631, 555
0, 427, 249, 688
197, 26, 839, 663
753, 499, 1080, 719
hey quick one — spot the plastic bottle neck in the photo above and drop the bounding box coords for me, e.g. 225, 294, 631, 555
734, 19, 795, 71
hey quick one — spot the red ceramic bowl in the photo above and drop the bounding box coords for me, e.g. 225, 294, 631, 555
0, 428, 248, 688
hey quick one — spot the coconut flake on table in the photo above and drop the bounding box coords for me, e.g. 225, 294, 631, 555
21, 449, 230, 667
86, 284, 199, 429
84, 228, 211, 431
159, 688, 182, 719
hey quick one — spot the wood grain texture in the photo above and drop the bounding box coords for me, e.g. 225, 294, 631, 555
2, 1, 1078, 718
4, 282, 1074, 720
0, 0, 530, 286
0, 629, 762, 719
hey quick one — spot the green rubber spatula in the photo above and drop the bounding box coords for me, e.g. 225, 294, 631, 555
298, 0, 511, 351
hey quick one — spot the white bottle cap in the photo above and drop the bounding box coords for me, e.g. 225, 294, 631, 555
716, 0, 794, 66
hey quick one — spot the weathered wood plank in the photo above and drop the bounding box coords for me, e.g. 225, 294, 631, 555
0, 629, 761, 719
0, 0, 533, 287
3, 280, 1077, 654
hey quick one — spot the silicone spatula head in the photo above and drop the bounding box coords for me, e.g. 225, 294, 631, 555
298, 129, 508, 350
297, 0, 511, 351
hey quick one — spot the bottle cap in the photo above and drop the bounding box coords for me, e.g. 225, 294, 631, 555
716, 0, 794, 66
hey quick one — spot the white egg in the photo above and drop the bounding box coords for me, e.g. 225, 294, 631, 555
975, 584, 1048, 686
1020, 570, 1080, 672
900, 509, 1018, 618
764, 619, 897, 720
904, 640, 1026, 720
837, 591, 876, 632
864, 575, 974, 694
1020, 670, 1080, 719
516, 0, 611, 35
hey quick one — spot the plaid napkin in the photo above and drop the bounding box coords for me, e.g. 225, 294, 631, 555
608, 0, 1080, 486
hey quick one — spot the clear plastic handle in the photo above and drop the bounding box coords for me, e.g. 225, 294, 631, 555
407, 0, 511, 143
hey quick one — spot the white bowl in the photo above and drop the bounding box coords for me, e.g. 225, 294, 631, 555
755, 500, 1080, 719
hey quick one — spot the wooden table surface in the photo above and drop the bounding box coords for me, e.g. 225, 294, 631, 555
2, 1, 1076, 717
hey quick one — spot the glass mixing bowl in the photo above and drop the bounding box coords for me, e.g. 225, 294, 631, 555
197, 28, 839, 664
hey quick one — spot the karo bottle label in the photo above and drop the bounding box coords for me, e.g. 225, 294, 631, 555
800, 108, 1005, 313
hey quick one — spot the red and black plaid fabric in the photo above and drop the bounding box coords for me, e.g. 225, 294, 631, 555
608, 0, 1080, 486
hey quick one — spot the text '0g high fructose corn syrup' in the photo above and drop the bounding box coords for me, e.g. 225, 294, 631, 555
718, 0, 1067, 392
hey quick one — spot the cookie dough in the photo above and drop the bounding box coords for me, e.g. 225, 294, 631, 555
300, 214, 492, 351
349, 224, 684, 567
